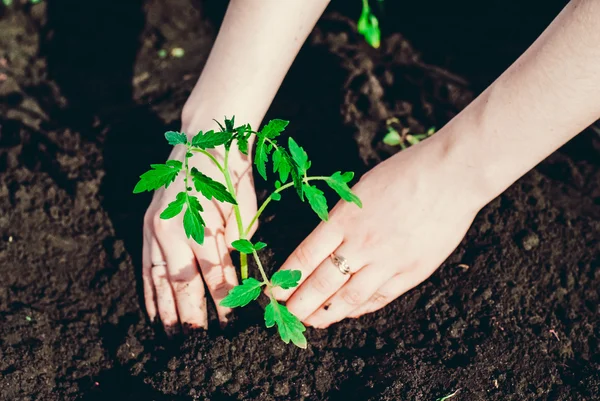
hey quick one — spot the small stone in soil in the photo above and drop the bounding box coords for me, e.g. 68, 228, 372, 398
273, 382, 290, 397
211, 367, 232, 387
519, 230, 540, 251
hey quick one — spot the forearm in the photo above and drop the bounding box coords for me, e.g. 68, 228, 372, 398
439, 0, 600, 206
182, 0, 329, 135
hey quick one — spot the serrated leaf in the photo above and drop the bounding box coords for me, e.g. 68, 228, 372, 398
190, 168, 237, 204
235, 124, 252, 155
160, 192, 186, 219
272, 147, 291, 183
224, 116, 235, 132
254, 241, 267, 251
183, 195, 205, 244
260, 119, 289, 139
326, 171, 362, 208
264, 298, 307, 348
191, 130, 232, 149
220, 278, 263, 308
303, 184, 329, 221
271, 270, 301, 289
165, 131, 187, 145
288, 137, 310, 175
231, 239, 255, 254
254, 136, 272, 180
133, 161, 182, 193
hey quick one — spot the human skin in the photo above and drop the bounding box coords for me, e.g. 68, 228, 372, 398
143, 0, 600, 331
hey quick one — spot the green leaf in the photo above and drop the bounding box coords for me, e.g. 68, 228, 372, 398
264, 298, 307, 348
224, 116, 235, 132
183, 195, 205, 244
254, 137, 273, 180
383, 129, 401, 146
165, 131, 187, 145
220, 278, 263, 308
271, 270, 301, 289
190, 168, 237, 204
357, 0, 381, 48
260, 119, 289, 139
231, 239, 255, 254
326, 171, 362, 208
191, 130, 232, 149
272, 147, 291, 183
288, 137, 310, 175
160, 192, 186, 219
303, 184, 329, 221
133, 161, 182, 193
271, 192, 281, 201
254, 241, 267, 251
234, 124, 252, 155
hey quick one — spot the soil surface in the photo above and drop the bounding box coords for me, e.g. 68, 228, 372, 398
0, 1, 598, 400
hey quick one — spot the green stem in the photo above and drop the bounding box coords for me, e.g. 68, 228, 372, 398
223, 148, 249, 278
243, 176, 330, 237
252, 249, 270, 285
190, 147, 225, 173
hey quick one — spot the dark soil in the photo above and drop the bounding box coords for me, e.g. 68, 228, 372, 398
1, 1, 598, 400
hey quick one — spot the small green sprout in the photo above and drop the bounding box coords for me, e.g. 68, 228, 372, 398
25, 316, 32, 322
357, 0, 381, 48
436, 389, 460, 401
134, 117, 362, 348
2, 0, 13, 6
171, 47, 185, 58
157, 49, 168, 59
383, 118, 436, 149
30, 0, 42, 4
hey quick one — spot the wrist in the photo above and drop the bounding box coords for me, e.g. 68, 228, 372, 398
421, 113, 501, 212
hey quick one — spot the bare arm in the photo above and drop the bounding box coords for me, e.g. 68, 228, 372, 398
181, 0, 330, 133
443, 0, 600, 206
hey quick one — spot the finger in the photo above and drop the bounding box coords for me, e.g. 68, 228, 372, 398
149, 238, 179, 333
285, 242, 368, 322
157, 237, 208, 331
272, 222, 344, 301
304, 264, 390, 328
192, 230, 239, 327
348, 271, 424, 318
142, 234, 158, 322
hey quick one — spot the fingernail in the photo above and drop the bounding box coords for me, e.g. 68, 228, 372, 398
219, 311, 234, 330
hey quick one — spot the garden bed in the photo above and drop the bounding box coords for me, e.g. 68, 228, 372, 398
0, 0, 597, 400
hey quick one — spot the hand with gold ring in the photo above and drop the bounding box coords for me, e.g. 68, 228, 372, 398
271, 133, 486, 328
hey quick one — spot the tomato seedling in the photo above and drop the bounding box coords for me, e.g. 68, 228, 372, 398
358, 0, 381, 48
134, 117, 362, 348
383, 117, 436, 149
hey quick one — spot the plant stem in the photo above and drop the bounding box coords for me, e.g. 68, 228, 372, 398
251, 249, 271, 285
243, 176, 330, 237
223, 148, 249, 279
191, 148, 225, 173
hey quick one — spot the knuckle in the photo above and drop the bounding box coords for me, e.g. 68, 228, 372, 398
170, 278, 191, 294
342, 288, 365, 306
371, 291, 389, 305
144, 210, 167, 232
293, 245, 313, 268
312, 274, 332, 294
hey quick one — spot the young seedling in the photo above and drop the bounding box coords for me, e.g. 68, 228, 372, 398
134, 117, 362, 348
383, 117, 436, 149
357, 0, 381, 48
